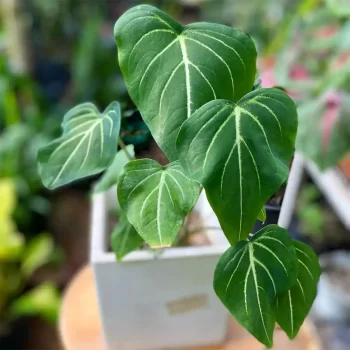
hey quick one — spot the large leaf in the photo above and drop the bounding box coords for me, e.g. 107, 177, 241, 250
214, 225, 297, 348
115, 4, 257, 161
94, 145, 134, 193
177, 88, 297, 243
111, 213, 143, 261
38, 102, 121, 189
276, 240, 321, 339
118, 159, 200, 247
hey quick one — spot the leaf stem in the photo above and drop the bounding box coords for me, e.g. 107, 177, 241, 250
118, 137, 135, 161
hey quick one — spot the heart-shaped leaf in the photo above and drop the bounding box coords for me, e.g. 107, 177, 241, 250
276, 240, 321, 339
111, 213, 143, 261
115, 4, 257, 161
94, 145, 134, 193
214, 225, 297, 348
38, 102, 121, 189
118, 159, 200, 248
177, 88, 297, 243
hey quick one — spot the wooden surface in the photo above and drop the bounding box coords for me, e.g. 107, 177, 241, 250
59, 265, 321, 350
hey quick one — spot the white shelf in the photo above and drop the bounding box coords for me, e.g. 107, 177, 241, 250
305, 161, 350, 231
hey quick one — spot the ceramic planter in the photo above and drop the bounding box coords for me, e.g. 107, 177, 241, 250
90, 156, 300, 350
91, 190, 230, 350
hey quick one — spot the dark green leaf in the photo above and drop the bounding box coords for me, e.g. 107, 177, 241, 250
115, 4, 257, 161
177, 88, 297, 243
111, 213, 143, 261
214, 225, 297, 348
94, 145, 134, 193
276, 240, 321, 339
38, 102, 121, 189
118, 159, 200, 247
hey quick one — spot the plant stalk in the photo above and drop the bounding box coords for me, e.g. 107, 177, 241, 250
118, 137, 135, 161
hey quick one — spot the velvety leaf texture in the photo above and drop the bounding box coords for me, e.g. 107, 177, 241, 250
114, 4, 257, 161
118, 159, 200, 247
214, 225, 297, 348
177, 88, 297, 243
111, 213, 143, 261
38, 102, 121, 189
276, 240, 321, 339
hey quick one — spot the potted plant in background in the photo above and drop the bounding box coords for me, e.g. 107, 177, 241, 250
37, 4, 321, 350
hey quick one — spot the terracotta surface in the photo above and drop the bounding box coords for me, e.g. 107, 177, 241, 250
60, 266, 104, 350
59, 265, 321, 350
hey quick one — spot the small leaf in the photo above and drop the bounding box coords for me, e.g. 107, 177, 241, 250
257, 206, 266, 222
214, 225, 297, 348
276, 240, 321, 339
94, 145, 135, 193
38, 102, 121, 189
115, 4, 257, 160
177, 88, 297, 243
21, 233, 54, 278
111, 213, 143, 261
0, 229, 24, 261
9, 282, 60, 324
118, 159, 200, 248
0, 178, 16, 219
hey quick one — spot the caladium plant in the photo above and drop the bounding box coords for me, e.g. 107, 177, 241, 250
37, 5, 321, 348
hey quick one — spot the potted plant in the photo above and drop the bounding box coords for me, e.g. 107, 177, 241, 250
37, 5, 321, 349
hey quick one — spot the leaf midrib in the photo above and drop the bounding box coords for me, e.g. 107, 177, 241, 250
131, 27, 239, 121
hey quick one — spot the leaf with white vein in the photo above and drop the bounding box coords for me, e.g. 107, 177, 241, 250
38, 102, 121, 189
115, 4, 256, 161
118, 159, 200, 248
276, 240, 321, 339
111, 213, 143, 261
214, 225, 297, 348
177, 88, 297, 243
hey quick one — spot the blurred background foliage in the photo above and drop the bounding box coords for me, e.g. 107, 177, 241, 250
0, 0, 349, 348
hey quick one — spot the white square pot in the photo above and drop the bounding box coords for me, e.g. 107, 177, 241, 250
90, 190, 231, 350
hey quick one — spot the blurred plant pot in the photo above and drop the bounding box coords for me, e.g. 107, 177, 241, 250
312, 251, 350, 321
90, 189, 230, 350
